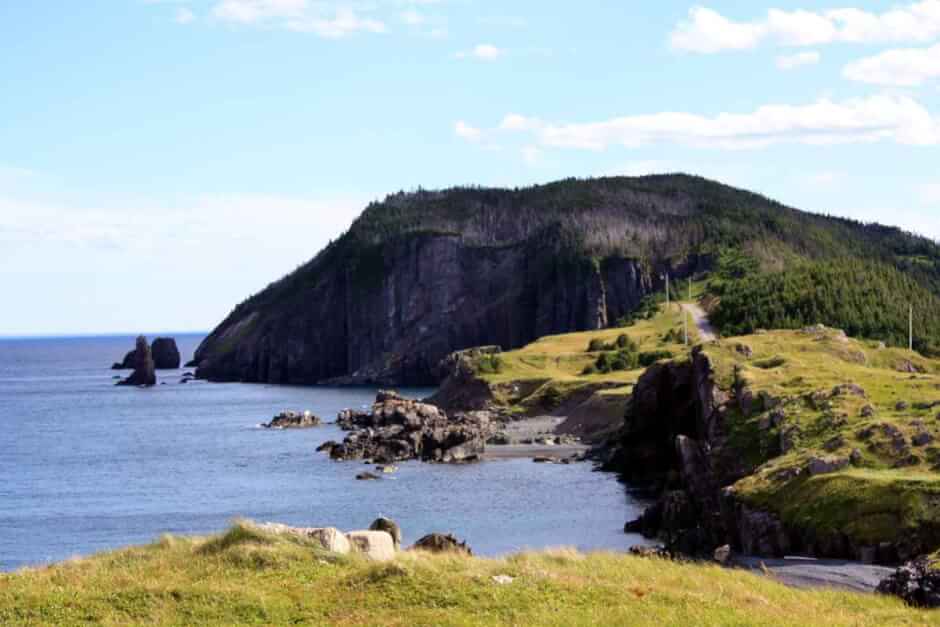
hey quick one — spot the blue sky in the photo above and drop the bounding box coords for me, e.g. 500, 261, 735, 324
2, 1, 940, 335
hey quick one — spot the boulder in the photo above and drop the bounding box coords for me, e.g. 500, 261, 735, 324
807, 456, 849, 476
346, 530, 396, 562
322, 392, 488, 464
832, 383, 866, 398
877, 556, 940, 608
151, 337, 181, 369
912, 431, 934, 447
713, 544, 732, 565
252, 523, 351, 555
356, 472, 381, 481
412, 533, 472, 555
116, 336, 156, 386
860, 404, 876, 418
264, 410, 322, 429
308, 527, 351, 555
369, 517, 402, 549
111, 349, 137, 370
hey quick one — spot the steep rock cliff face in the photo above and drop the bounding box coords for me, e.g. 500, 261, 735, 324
194, 230, 662, 385
195, 173, 930, 386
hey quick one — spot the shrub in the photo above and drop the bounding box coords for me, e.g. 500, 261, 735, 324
476, 355, 503, 374
639, 350, 673, 367
587, 338, 607, 352
616, 334, 638, 351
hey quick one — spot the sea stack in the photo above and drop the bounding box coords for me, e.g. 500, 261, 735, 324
116, 336, 156, 386
151, 337, 181, 369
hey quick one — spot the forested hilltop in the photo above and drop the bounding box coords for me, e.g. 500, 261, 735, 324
193, 175, 940, 385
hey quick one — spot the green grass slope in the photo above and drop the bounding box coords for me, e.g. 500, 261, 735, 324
1, 522, 933, 626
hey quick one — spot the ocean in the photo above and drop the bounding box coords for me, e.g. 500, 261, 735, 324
0, 334, 649, 571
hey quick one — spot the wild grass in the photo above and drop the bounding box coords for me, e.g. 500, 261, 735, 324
1, 522, 934, 626
707, 328, 940, 546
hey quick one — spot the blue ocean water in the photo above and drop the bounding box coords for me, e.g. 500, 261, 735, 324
0, 334, 648, 571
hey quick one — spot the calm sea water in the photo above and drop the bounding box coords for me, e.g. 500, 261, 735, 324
0, 334, 648, 571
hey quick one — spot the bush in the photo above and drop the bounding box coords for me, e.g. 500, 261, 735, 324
476, 355, 503, 374
639, 350, 673, 367
587, 338, 607, 352
616, 334, 638, 351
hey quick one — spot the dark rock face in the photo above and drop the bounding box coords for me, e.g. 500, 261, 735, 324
151, 338, 181, 369
323, 391, 490, 464
263, 411, 321, 429
412, 533, 472, 555
612, 346, 919, 565
877, 557, 940, 607
189, 179, 739, 386
116, 336, 156, 386
113, 338, 180, 370
111, 349, 137, 370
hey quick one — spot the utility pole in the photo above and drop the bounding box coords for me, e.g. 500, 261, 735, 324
684, 309, 689, 346
910, 304, 914, 351
665, 273, 670, 311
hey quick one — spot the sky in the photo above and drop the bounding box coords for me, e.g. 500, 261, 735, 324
2, 0, 940, 336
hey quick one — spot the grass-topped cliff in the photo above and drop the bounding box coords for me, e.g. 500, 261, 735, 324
708, 326, 940, 556
429, 295, 699, 442
442, 294, 940, 564
191, 174, 940, 387
1, 522, 931, 626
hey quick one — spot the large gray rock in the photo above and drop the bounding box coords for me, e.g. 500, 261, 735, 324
411, 533, 472, 555
116, 336, 156, 386
263, 410, 321, 429
807, 456, 849, 476
321, 392, 488, 464
150, 337, 181, 369
347, 530, 396, 561
369, 517, 402, 549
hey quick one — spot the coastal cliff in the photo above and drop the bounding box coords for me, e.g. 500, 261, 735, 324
193, 174, 940, 386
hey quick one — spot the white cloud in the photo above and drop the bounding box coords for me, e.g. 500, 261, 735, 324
456, 44, 502, 60
286, 10, 386, 37
212, 0, 306, 23
776, 50, 821, 70
454, 120, 481, 142
211, 1, 385, 37
844, 43, 940, 86
176, 8, 195, 24
490, 94, 940, 150
670, 7, 764, 53
671, 1, 940, 53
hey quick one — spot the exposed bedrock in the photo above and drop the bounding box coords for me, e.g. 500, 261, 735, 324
193, 228, 704, 386
322, 390, 491, 464
613, 347, 920, 566
116, 336, 156, 387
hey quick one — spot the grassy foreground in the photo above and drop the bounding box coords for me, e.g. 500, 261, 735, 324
1, 522, 935, 626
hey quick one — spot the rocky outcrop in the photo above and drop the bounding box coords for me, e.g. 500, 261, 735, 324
112, 337, 181, 370
612, 346, 916, 565
188, 178, 755, 387
369, 517, 402, 549
116, 336, 156, 386
877, 556, 940, 607
111, 350, 136, 370
263, 411, 321, 429
323, 391, 490, 464
411, 533, 472, 555
151, 338, 181, 369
